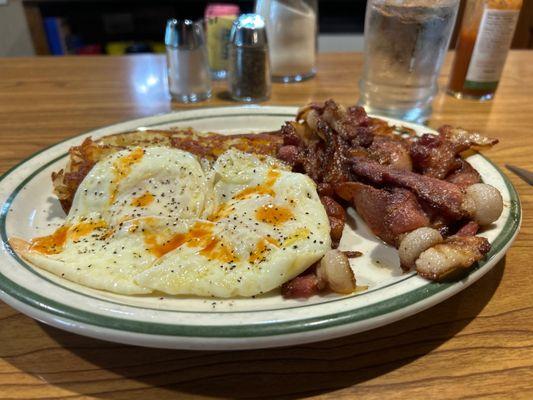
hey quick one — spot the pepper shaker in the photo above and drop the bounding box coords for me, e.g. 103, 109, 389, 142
165, 19, 212, 103
227, 14, 271, 102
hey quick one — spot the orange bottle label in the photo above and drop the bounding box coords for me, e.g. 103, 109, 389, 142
464, 8, 519, 90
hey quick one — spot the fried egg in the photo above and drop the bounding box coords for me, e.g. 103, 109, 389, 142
13, 147, 331, 298
12, 217, 192, 294
13, 146, 206, 294
136, 149, 331, 297
68, 146, 208, 225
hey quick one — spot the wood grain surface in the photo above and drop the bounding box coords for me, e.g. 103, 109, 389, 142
0, 52, 532, 400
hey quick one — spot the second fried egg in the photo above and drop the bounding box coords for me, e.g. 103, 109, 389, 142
136, 149, 331, 297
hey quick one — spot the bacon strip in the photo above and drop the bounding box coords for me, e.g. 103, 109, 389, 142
368, 136, 412, 171
320, 196, 346, 248
446, 159, 481, 188
279, 100, 500, 290
438, 125, 498, 149
416, 235, 490, 281
335, 182, 429, 246
455, 221, 480, 237
410, 127, 497, 179
410, 133, 462, 179
281, 271, 322, 299
350, 156, 467, 220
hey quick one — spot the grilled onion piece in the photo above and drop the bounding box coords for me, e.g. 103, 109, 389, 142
316, 249, 356, 294
463, 183, 503, 226
399, 227, 444, 270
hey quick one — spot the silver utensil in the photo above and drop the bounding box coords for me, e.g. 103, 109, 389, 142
506, 164, 533, 185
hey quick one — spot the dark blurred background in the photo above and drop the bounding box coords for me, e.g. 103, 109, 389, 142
1, 0, 531, 56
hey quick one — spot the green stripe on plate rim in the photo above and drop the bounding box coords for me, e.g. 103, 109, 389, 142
0, 109, 522, 338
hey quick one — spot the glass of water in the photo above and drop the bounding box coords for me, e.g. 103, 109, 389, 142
255, 0, 318, 83
359, 0, 460, 123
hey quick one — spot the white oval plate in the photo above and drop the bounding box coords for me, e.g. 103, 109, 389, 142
0, 106, 521, 350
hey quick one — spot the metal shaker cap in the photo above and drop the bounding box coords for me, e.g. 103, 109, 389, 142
165, 19, 205, 50
229, 14, 268, 47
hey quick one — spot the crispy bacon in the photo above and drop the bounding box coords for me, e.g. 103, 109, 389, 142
350, 156, 467, 220
281, 270, 322, 299
368, 136, 412, 170
455, 221, 480, 237
438, 125, 498, 149
410, 127, 497, 179
298, 100, 372, 142
320, 196, 346, 248
319, 122, 352, 184
335, 182, 429, 246
277, 144, 299, 166
277, 121, 352, 186
410, 133, 462, 179
280, 99, 499, 289
446, 159, 481, 188
416, 235, 490, 281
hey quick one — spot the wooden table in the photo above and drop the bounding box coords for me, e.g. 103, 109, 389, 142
0, 52, 531, 399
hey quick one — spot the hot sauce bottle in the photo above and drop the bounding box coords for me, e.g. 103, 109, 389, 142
448, 0, 522, 100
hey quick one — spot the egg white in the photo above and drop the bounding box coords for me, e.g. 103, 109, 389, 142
18, 216, 192, 294
68, 146, 208, 225
136, 150, 331, 297
15, 147, 331, 298
16, 146, 206, 294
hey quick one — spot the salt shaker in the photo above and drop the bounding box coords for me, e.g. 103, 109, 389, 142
165, 19, 212, 103
228, 14, 271, 102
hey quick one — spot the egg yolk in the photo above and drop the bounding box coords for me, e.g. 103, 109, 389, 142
143, 221, 237, 263
130, 192, 154, 207
30, 226, 69, 255
69, 220, 108, 241
255, 204, 293, 226
30, 219, 107, 254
